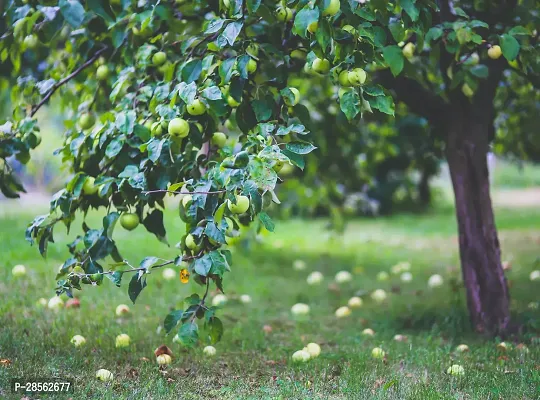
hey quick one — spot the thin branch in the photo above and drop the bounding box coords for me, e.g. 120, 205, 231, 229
73, 252, 202, 279
142, 189, 226, 196
31, 46, 109, 117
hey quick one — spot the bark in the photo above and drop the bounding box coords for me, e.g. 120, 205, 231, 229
445, 110, 510, 335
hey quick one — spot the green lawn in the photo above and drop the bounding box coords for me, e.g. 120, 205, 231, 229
0, 202, 539, 399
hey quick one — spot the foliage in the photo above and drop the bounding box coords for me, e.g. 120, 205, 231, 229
1, 0, 538, 344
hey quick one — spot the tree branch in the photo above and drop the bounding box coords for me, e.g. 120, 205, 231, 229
142, 189, 226, 196
377, 70, 448, 130
30, 46, 109, 117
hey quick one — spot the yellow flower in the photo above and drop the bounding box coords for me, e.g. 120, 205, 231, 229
180, 268, 189, 283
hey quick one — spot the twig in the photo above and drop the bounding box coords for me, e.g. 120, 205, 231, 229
142, 189, 226, 196
31, 46, 109, 117
72, 252, 202, 279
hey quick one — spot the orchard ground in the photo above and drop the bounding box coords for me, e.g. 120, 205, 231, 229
1, 166, 540, 398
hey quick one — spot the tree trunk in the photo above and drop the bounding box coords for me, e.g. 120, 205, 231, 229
445, 115, 510, 335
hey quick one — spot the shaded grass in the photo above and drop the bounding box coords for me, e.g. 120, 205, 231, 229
0, 203, 539, 399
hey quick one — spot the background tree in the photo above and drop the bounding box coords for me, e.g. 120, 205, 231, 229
1, 0, 538, 342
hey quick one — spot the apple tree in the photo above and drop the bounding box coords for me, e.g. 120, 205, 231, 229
1, 0, 538, 340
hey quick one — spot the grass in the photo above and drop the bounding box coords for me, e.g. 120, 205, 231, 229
0, 201, 539, 399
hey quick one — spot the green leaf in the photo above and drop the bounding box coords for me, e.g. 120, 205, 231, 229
383, 46, 404, 76
143, 210, 168, 244
219, 57, 236, 85
259, 212, 275, 232
368, 95, 395, 116
147, 138, 165, 162
469, 64, 489, 78
59, 0, 85, 28
140, 256, 159, 271
164, 310, 183, 333
219, 21, 243, 47
453, 7, 469, 18
202, 86, 223, 101
246, 0, 261, 14
205, 222, 226, 244
340, 90, 361, 120
181, 59, 202, 84
363, 85, 385, 97
500, 34, 520, 61
356, 8, 376, 21
508, 26, 530, 36
103, 212, 120, 238
293, 7, 319, 39
193, 255, 212, 276
315, 18, 331, 52
285, 141, 317, 155
251, 99, 273, 122
176, 81, 197, 105
425, 27, 443, 44
400, 0, 419, 22
209, 250, 230, 277
106, 271, 123, 287
389, 21, 406, 43
282, 149, 304, 170
128, 272, 147, 304
105, 137, 124, 158
87, 0, 114, 23
204, 18, 225, 34
206, 317, 223, 344
177, 322, 199, 347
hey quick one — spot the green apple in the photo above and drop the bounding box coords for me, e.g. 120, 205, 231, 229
95, 369, 114, 381
227, 195, 250, 214
211, 131, 227, 148
207, 42, 220, 52
151, 121, 163, 136
247, 43, 259, 57
227, 95, 241, 107
152, 51, 167, 66
462, 83, 474, 97
290, 49, 307, 60
12, 264, 26, 277
181, 194, 193, 209
96, 65, 110, 81
83, 177, 98, 195
120, 213, 140, 231
143, 118, 154, 131
348, 68, 366, 86
168, 118, 189, 138
23, 34, 38, 50
186, 99, 206, 115
488, 45, 502, 59
338, 70, 351, 86
33, 132, 42, 147
371, 347, 385, 359
247, 58, 258, 73
185, 234, 198, 250
157, 354, 172, 365
308, 21, 318, 34
312, 58, 330, 74
322, 0, 340, 17
283, 87, 300, 106
402, 42, 415, 59
275, 6, 293, 22
79, 112, 96, 130
342, 24, 355, 34
273, 160, 284, 172
203, 346, 217, 356
115, 333, 130, 348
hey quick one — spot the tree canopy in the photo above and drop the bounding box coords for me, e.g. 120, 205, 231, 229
1, 0, 538, 341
